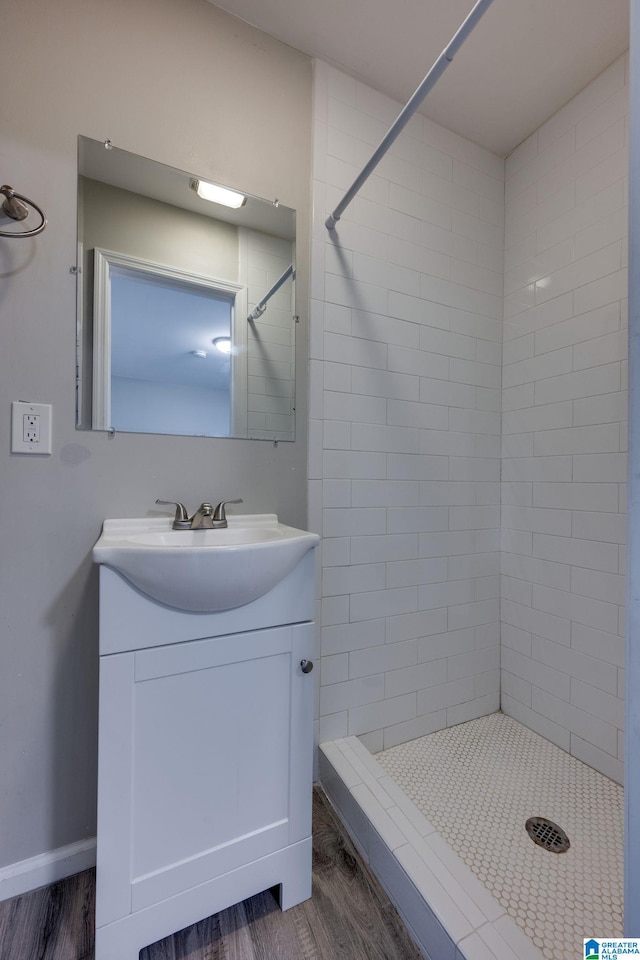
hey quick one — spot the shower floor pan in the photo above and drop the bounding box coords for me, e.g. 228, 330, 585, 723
319, 713, 623, 960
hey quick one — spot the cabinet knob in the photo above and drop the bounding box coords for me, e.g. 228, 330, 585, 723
300, 659, 314, 674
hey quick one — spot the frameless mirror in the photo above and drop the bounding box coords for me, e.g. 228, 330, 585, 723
76, 136, 296, 440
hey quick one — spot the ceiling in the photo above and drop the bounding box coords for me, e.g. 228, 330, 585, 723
205, 0, 629, 157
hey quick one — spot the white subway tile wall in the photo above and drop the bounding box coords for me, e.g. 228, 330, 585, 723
501, 56, 627, 783
311, 56, 628, 782
241, 228, 296, 439
311, 61, 503, 750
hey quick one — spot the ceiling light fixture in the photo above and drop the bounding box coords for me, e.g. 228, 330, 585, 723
212, 336, 232, 355
190, 179, 246, 209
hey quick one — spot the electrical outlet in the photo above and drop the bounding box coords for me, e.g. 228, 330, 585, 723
24, 414, 40, 444
11, 401, 52, 454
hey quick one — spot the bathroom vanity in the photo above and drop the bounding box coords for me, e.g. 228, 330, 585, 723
92, 514, 318, 960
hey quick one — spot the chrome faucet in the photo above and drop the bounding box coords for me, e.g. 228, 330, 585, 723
190, 502, 215, 529
156, 498, 243, 530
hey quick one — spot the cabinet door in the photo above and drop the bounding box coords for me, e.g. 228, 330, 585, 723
96, 623, 314, 927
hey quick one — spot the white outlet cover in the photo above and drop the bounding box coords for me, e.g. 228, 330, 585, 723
11, 401, 52, 455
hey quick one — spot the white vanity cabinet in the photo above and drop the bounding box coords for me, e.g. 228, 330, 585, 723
94, 544, 316, 960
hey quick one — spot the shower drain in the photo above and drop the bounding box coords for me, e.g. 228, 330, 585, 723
525, 817, 571, 853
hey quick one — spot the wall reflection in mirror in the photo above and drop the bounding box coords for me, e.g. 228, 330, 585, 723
76, 136, 296, 440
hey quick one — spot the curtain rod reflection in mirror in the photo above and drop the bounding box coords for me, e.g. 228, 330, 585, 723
248, 264, 295, 322
0, 184, 47, 238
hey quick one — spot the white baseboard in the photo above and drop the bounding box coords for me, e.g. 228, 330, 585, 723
0, 836, 96, 903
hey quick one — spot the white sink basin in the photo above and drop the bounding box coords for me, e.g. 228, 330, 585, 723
93, 514, 319, 612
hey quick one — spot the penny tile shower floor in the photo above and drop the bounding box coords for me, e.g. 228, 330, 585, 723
376, 713, 623, 960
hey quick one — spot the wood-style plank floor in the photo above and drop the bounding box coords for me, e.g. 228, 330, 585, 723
0, 788, 422, 960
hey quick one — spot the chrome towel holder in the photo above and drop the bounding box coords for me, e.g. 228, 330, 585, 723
0, 184, 47, 237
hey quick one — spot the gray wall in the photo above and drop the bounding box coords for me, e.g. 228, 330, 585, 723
0, 0, 311, 868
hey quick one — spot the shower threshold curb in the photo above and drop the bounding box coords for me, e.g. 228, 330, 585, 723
319, 737, 545, 960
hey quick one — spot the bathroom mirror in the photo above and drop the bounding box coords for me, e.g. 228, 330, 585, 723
76, 136, 296, 440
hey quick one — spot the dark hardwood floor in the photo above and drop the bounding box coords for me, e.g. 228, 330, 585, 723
0, 789, 421, 960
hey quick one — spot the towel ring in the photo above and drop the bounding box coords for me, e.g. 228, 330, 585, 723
0, 185, 47, 238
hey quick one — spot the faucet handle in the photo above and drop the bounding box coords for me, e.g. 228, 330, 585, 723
155, 499, 190, 529
212, 498, 244, 525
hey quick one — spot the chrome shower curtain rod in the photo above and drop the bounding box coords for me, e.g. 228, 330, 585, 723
248, 263, 295, 321
325, 0, 495, 231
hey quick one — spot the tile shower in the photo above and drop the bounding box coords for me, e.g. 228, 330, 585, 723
310, 51, 628, 959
